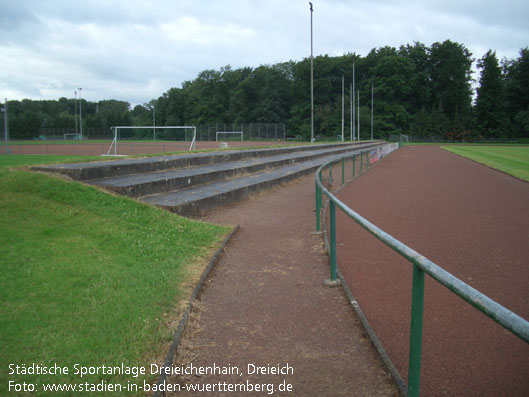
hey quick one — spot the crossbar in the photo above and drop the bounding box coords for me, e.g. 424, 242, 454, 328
216, 131, 243, 142
106, 126, 197, 154
315, 151, 529, 396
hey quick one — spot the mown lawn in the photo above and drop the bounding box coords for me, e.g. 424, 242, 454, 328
0, 155, 231, 394
442, 145, 529, 182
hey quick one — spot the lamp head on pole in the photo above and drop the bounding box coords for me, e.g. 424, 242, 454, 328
309, 2, 313, 12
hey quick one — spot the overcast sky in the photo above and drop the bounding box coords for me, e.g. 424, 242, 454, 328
1, 0, 528, 105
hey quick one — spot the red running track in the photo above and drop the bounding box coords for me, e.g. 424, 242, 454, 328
335, 145, 529, 396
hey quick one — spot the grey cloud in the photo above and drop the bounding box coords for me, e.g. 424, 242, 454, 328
1, 0, 527, 104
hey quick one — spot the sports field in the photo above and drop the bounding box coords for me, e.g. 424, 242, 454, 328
0, 155, 230, 394
442, 145, 529, 182
6, 140, 299, 156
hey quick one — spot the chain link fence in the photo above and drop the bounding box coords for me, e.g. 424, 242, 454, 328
36, 124, 287, 142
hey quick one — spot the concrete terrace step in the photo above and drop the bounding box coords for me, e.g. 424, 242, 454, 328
141, 143, 382, 216
86, 143, 377, 198
33, 143, 363, 181
34, 141, 385, 217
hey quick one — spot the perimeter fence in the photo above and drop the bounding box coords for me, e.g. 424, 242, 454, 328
388, 134, 529, 144
35, 123, 287, 142
314, 144, 529, 397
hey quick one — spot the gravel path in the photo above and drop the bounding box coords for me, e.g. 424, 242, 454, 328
335, 145, 529, 396
170, 175, 398, 396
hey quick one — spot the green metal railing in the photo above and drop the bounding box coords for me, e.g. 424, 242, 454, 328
314, 150, 529, 397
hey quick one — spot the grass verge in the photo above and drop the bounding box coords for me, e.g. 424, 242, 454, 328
441, 145, 529, 182
0, 155, 231, 395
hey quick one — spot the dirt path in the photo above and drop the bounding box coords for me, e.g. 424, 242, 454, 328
169, 175, 398, 396
335, 145, 529, 396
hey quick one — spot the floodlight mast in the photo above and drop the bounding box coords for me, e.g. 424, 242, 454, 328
153, 105, 156, 141
3, 98, 9, 154
341, 75, 344, 142
309, 2, 314, 144
350, 82, 353, 141
357, 89, 360, 141
352, 61, 356, 141
74, 90, 78, 135
78, 88, 83, 140
371, 82, 374, 140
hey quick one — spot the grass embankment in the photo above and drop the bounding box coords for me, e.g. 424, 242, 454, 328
442, 145, 529, 182
0, 155, 231, 394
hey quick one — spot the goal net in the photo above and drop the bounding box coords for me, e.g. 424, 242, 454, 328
64, 133, 82, 141
216, 131, 243, 142
400, 134, 409, 145
104, 126, 196, 155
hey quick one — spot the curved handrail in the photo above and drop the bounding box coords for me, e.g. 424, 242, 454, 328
314, 149, 529, 396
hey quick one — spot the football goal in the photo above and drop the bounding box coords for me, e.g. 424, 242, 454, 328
216, 131, 243, 142
104, 126, 196, 156
64, 133, 82, 141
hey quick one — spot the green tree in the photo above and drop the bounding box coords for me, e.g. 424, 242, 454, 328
504, 48, 529, 138
369, 53, 415, 136
475, 50, 507, 137
429, 40, 474, 134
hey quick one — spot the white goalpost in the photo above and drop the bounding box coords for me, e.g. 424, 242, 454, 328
64, 133, 81, 141
104, 125, 197, 156
216, 131, 243, 142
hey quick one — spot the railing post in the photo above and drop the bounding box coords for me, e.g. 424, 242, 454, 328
315, 180, 322, 232
408, 263, 425, 397
329, 164, 333, 186
341, 157, 345, 184
366, 151, 369, 169
360, 152, 363, 173
353, 154, 356, 177
329, 201, 337, 281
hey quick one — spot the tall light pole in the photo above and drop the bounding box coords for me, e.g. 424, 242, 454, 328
341, 75, 344, 142
309, 2, 314, 144
350, 82, 353, 141
2, 98, 9, 154
357, 89, 360, 141
74, 90, 78, 135
153, 104, 156, 140
78, 88, 83, 140
352, 61, 356, 141
371, 82, 374, 140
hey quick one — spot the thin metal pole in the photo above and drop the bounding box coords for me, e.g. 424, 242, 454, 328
360, 151, 363, 173
329, 201, 337, 281
315, 179, 322, 232
78, 88, 83, 140
310, 2, 314, 144
357, 89, 360, 141
3, 98, 9, 154
341, 157, 345, 184
352, 61, 356, 141
74, 90, 78, 135
371, 82, 374, 140
408, 264, 425, 397
341, 75, 344, 142
153, 105, 156, 141
350, 82, 353, 141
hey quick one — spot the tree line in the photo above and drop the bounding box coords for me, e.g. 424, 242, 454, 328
4, 40, 528, 141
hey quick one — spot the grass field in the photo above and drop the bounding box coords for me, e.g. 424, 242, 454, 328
442, 145, 529, 182
0, 155, 231, 394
